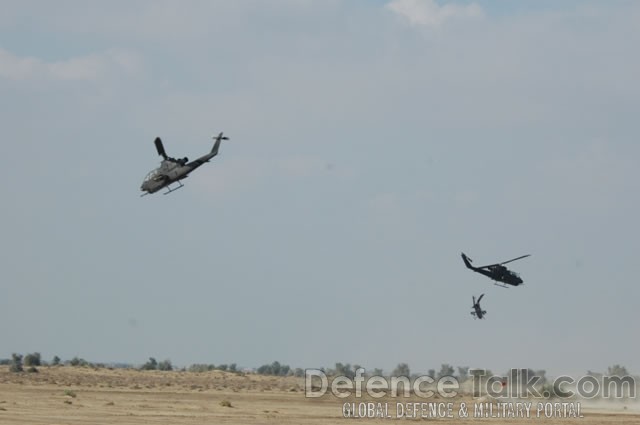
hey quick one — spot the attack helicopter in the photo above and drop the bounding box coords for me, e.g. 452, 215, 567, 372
461, 252, 530, 288
471, 294, 486, 319
141, 132, 229, 196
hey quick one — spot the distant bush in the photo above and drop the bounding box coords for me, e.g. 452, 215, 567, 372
457, 366, 469, 382
69, 357, 88, 367
27, 366, 39, 373
158, 360, 173, 371
220, 399, 232, 407
24, 352, 41, 367
256, 361, 292, 376
139, 357, 172, 371
392, 363, 410, 377
607, 365, 630, 376
0, 358, 10, 366
10, 353, 24, 373
141, 357, 158, 370
217, 364, 228, 371
52, 356, 61, 366
372, 368, 384, 377
332, 363, 355, 378
188, 364, 215, 373
437, 364, 455, 378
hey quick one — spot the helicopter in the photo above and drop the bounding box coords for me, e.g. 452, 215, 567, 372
471, 294, 486, 319
140, 132, 229, 196
461, 252, 530, 288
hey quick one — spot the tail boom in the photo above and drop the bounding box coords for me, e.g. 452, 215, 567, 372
461, 252, 474, 270
211, 132, 229, 156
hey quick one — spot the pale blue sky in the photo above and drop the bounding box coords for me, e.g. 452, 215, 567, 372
1, 0, 639, 377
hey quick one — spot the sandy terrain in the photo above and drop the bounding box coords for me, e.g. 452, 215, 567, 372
0, 366, 638, 424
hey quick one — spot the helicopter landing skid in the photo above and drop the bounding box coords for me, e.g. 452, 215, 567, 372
163, 181, 184, 195
494, 282, 509, 288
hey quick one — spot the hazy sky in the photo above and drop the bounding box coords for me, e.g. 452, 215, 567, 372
1, 0, 639, 377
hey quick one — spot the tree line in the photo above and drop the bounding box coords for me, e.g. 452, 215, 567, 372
1, 353, 633, 385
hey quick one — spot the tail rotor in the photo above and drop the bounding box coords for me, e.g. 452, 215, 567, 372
210, 132, 229, 156
212, 132, 229, 142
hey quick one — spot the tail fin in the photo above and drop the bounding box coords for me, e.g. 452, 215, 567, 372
461, 252, 474, 269
211, 132, 229, 156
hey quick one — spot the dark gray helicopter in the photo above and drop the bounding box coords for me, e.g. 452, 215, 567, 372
461, 252, 530, 288
141, 132, 229, 196
471, 294, 486, 319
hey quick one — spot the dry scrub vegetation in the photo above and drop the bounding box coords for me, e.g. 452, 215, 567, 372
0, 365, 637, 425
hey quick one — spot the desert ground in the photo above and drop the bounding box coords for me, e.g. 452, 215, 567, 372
0, 366, 638, 424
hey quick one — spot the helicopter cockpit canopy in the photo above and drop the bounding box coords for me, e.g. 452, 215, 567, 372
143, 168, 163, 183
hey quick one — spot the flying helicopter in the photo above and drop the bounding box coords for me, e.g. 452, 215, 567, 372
471, 294, 486, 319
461, 252, 530, 288
140, 132, 229, 196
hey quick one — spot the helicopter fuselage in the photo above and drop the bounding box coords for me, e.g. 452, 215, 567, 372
141, 153, 212, 194
471, 304, 486, 319
140, 133, 227, 196
461, 253, 525, 287
476, 265, 523, 286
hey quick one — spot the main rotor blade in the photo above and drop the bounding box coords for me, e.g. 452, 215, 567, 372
154, 137, 168, 159
474, 263, 499, 269
500, 254, 531, 265
477, 293, 484, 303
472, 296, 476, 305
